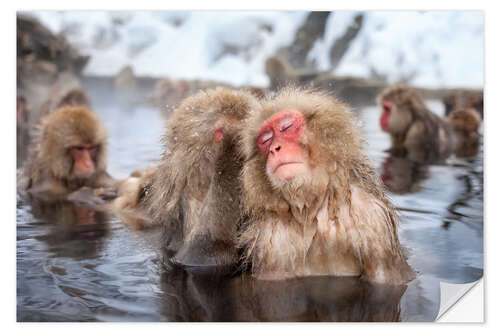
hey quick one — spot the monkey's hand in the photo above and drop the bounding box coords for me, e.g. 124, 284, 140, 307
94, 187, 119, 201
67, 186, 116, 207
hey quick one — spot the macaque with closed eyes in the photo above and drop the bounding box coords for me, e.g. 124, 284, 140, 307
238, 87, 415, 285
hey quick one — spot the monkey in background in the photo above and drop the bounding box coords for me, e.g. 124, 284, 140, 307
38, 89, 92, 121
238, 87, 415, 284
265, 55, 324, 91
443, 90, 483, 118
447, 108, 481, 158
113, 87, 260, 271
18, 104, 116, 206
56, 89, 91, 108
378, 85, 455, 164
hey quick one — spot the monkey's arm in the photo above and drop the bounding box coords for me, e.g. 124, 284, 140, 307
111, 176, 156, 229
403, 121, 430, 162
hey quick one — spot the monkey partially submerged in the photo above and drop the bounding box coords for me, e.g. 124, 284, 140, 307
378, 85, 456, 164
238, 88, 415, 284
18, 105, 116, 206
447, 108, 481, 158
113, 87, 260, 271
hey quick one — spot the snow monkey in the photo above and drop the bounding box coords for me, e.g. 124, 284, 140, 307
19, 104, 115, 205
238, 87, 415, 284
447, 108, 481, 158
378, 85, 455, 164
113, 87, 260, 271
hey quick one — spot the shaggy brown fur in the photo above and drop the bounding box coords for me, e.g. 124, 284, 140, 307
113, 87, 260, 270
238, 87, 415, 284
447, 108, 481, 158
19, 105, 113, 198
443, 90, 483, 118
57, 89, 91, 108
378, 85, 456, 164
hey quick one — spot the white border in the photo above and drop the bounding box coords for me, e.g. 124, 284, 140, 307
4, 0, 496, 331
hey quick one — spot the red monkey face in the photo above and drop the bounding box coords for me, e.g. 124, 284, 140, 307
256, 109, 309, 181
70, 145, 98, 178
380, 100, 392, 132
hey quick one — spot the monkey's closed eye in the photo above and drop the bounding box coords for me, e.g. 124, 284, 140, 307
279, 118, 294, 132
258, 130, 273, 145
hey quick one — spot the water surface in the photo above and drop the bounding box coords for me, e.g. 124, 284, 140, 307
16, 88, 483, 322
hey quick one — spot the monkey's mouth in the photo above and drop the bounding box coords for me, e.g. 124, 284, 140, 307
273, 162, 303, 173
271, 162, 307, 181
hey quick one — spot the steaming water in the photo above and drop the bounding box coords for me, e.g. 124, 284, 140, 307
16, 88, 483, 322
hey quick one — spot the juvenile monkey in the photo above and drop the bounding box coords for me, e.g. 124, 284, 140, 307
378, 85, 455, 164
447, 108, 481, 158
238, 88, 415, 284
113, 87, 260, 270
443, 90, 483, 118
19, 105, 115, 205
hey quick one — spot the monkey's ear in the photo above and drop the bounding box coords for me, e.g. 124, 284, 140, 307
305, 112, 317, 121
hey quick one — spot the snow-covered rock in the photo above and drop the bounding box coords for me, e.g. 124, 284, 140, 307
25, 11, 483, 89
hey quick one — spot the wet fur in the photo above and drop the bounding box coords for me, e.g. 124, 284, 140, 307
20, 105, 112, 196
113, 87, 260, 269
239, 87, 415, 284
378, 85, 456, 163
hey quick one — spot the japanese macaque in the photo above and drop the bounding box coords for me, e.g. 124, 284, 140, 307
447, 108, 481, 158
56, 89, 91, 108
378, 85, 455, 164
113, 87, 260, 270
265, 55, 320, 91
18, 105, 115, 205
39, 89, 91, 122
238, 88, 415, 284
443, 90, 483, 118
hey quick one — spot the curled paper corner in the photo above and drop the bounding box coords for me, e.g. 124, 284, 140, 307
436, 278, 483, 322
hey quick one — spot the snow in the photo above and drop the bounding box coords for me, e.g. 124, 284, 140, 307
24, 11, 483, 89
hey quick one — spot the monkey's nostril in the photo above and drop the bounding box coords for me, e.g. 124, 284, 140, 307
275, 146, 281, 152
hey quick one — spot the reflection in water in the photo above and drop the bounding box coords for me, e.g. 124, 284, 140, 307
381, 156, 429, 194
160, 268, 406, 322
30, 199, 110, 259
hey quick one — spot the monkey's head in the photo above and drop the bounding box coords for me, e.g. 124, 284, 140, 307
242, 88, 364, 208
57, 89, 91, 109
154, 87, 260, 215
39, 106, 108, 182
448, 108, 481, 138
378, 85, 426, 133
265, 55, 291, 89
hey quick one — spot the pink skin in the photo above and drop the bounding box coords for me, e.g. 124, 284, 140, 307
71, 145, 97, 177
380, 101, 392, 131
256, 109, 308, 180
214, 128, 224, 142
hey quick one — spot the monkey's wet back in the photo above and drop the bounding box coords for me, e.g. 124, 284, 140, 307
16, 101, 483, 322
